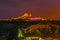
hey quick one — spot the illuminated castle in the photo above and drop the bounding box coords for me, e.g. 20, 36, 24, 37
19, 12, 32, 19
0, 11, 46, 21
12, 12, 31, 20
13, 11, 46, 20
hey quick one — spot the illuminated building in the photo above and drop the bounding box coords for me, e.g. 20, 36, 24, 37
17, 12, 32, 19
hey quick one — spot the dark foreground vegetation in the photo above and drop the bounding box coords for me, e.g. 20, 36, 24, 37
0, 19, 60, 40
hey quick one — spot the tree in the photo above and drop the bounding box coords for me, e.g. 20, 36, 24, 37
18, 29, 24, 38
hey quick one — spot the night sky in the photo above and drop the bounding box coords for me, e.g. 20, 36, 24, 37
0, 0, 60, 20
